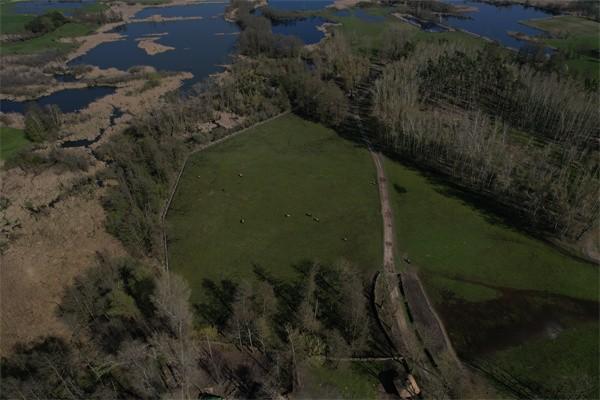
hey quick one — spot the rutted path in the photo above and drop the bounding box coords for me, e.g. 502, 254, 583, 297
351, 64, 465, 388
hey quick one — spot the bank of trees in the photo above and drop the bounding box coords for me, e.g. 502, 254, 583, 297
23, 104, 63, 143
25, 11, 68, 34
0, 255, 373, 399
372, 41, 599, 239
1, 255, 203, 399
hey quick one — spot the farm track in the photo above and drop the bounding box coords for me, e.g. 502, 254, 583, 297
347, 64, 464, 380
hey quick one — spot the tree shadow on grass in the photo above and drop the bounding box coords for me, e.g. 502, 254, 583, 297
393, 183, 407, 195
252, 264, 305, 339
195, 278, 237, 329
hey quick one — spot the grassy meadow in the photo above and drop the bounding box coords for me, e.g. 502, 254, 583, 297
0, 1, 34, 35
166, 114, 382, 305
383, 157, 599, 396
0, 127, 30, 161
1, 22, 94, 54
0, 0, 101, 54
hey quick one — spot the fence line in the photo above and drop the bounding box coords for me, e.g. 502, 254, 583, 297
160, 110, 291, 270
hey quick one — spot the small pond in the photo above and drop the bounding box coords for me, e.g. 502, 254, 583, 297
270, 16, 329, 44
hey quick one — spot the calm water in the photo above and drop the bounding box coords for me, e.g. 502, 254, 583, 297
441, 0, 553, 49
62, 107, 123, 147
0, 86, 115, 114
12, 0, 96, 16
268, 0, 333, 11
271, 16, 328, 44
70, 8, 239, 91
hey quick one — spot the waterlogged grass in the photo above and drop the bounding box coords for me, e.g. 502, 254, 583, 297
383, 157, 599, 396
490, 322, 599, 398
523, 16, 599, 79
523, 15, 599, 37
422, 273, 500, 303
301, 360, 381, 399
167, 114, 381, 305
330, 14, 487, 56
2, 22, 94, 54
0, 127, 30, 161
383, 157, 598, 302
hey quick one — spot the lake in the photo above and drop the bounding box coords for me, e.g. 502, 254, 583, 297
5, 0, 556, 115
440, 0, 553, 50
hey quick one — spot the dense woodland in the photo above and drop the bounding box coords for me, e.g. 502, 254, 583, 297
372, 40, 599, 239
2, 0, 598, 398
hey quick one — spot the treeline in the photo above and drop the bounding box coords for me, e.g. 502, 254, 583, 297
372, 41, 599, 239
98, 54, 294, 258
1, 255, 201, 398
0, 255, 375, 399
25, 11, 69, 34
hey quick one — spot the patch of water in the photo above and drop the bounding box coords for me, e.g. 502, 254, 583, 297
271, 16, 329, 44
12, 0, 97, 16
267, 0, 334, 11
0, 86, 115, 114
69, 16, 239, 90
54, 74, 78, 82
436, 282, 599, 358
61, 107, 123, 147
440, 0, 553, 50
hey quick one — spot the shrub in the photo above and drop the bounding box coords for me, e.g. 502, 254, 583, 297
25, 11, 69, 34
23, 104, 62, 143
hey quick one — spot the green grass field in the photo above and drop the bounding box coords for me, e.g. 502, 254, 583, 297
491, 322, 599, 398
329, 13, 488, 56
167, 114, 382, 305
384, 158, 597, 301
0, 2, 34, 35
1, 22, 94, 54
523, 15, 599, 79
383, 157, 599, 396
299, 360, 382, 399
0, 127, 30, 161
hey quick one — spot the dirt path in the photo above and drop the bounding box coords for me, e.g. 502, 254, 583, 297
351, 65, 465, 388
366, 126, 463, 372
369, 150, 417, 351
